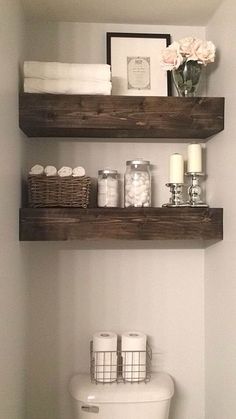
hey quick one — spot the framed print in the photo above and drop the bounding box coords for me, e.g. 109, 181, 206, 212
107, 32, 171, 96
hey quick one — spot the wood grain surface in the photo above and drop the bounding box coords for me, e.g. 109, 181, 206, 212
19, 207, 223, 241
19, 94, 224, 140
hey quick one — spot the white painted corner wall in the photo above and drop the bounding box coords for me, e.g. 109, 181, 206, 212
205, 1, 236, 418
0, 1, 27, 419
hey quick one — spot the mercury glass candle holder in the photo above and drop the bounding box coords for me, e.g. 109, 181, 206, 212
186, 172, 208, 207
163, 183, 188, 207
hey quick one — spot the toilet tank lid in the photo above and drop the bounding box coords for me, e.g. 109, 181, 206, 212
69, 373, 174, 404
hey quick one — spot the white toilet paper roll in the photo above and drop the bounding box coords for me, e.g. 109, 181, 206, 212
121, 332, 147, 382
93, 332, 117, 383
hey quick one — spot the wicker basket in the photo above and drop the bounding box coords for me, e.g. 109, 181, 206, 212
28, 174, 91, 208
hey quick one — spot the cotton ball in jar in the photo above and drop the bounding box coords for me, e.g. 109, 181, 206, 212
124, 159, 151, 207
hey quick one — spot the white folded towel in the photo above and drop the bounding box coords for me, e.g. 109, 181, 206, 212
24, 61, 111, 82
24, 78, 112, 95
72, 166, 85, 177
44, 165, 57, 176
29, 164, 44, 175
58, 166, 73, 177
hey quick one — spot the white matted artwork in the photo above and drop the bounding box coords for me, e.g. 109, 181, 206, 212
107, 33, 171, 96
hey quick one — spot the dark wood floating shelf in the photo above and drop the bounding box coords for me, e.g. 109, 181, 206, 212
19, 207, 223, 242
19, 94, 224, 140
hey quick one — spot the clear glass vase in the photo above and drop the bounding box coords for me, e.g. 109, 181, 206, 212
172, 60, 202, 97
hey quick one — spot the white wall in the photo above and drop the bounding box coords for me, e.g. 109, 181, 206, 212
25, 22, 206, 419
205, 1, 236, 418
0, 1, 28, 419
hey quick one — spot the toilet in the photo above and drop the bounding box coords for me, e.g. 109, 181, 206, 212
69, 372, 174, 419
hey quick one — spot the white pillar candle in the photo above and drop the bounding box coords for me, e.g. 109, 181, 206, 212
169, 153, 184, 183
187, 144, 202, 173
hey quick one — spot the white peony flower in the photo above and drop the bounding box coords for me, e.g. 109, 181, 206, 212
179, 37, 196, 57
186, 38, 204, 61
194, 40, 216, 65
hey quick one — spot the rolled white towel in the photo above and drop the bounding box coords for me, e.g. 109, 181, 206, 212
72, 166, 86, 177
24, 61, 111, 82
24, 78, 112, 95
58, 166, 73, 177
44, 165, 57, 176
29, 164, 44, 175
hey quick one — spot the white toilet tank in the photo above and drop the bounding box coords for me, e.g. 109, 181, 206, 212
69, 372, 174, 419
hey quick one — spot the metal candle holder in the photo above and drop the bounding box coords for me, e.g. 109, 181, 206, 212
186, 172, 208, 207
163, 183, 187, 207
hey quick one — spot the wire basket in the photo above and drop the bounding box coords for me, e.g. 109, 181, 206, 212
90, 341, 152, 384
28, 174, 91, 208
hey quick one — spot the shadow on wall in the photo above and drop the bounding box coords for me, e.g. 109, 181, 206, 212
25, 21, 106, 64
27, 244, 62, 419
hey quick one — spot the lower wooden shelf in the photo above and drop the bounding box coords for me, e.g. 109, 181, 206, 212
19, 207, 223, 242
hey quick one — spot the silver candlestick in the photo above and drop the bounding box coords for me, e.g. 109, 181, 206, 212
186, 172, 208, 207
163, 183, 188, 207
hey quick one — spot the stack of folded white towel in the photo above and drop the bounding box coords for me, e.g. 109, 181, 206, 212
24, 61, 112, 95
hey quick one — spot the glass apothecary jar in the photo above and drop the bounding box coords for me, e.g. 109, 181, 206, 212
124, 159, 151, 207
97, 169, 119, 207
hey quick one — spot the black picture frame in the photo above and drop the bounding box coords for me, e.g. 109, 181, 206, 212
107, 32, 172, 96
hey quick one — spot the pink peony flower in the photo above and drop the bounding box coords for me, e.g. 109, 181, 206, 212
161, 37, 216, 71
161, 42, 184, 71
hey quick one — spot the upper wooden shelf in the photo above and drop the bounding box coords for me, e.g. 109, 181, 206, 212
19, 94, 224, 140
19, 207, 223, 242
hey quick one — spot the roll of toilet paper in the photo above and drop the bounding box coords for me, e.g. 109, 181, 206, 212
121, 331, 147, 382
93, 332, 117, 383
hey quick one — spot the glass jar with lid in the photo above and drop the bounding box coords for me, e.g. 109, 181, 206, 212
124, 159, 151, 207
98, 169, 119, 207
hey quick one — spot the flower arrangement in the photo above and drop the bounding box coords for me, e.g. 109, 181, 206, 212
161, 37, 216, 71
